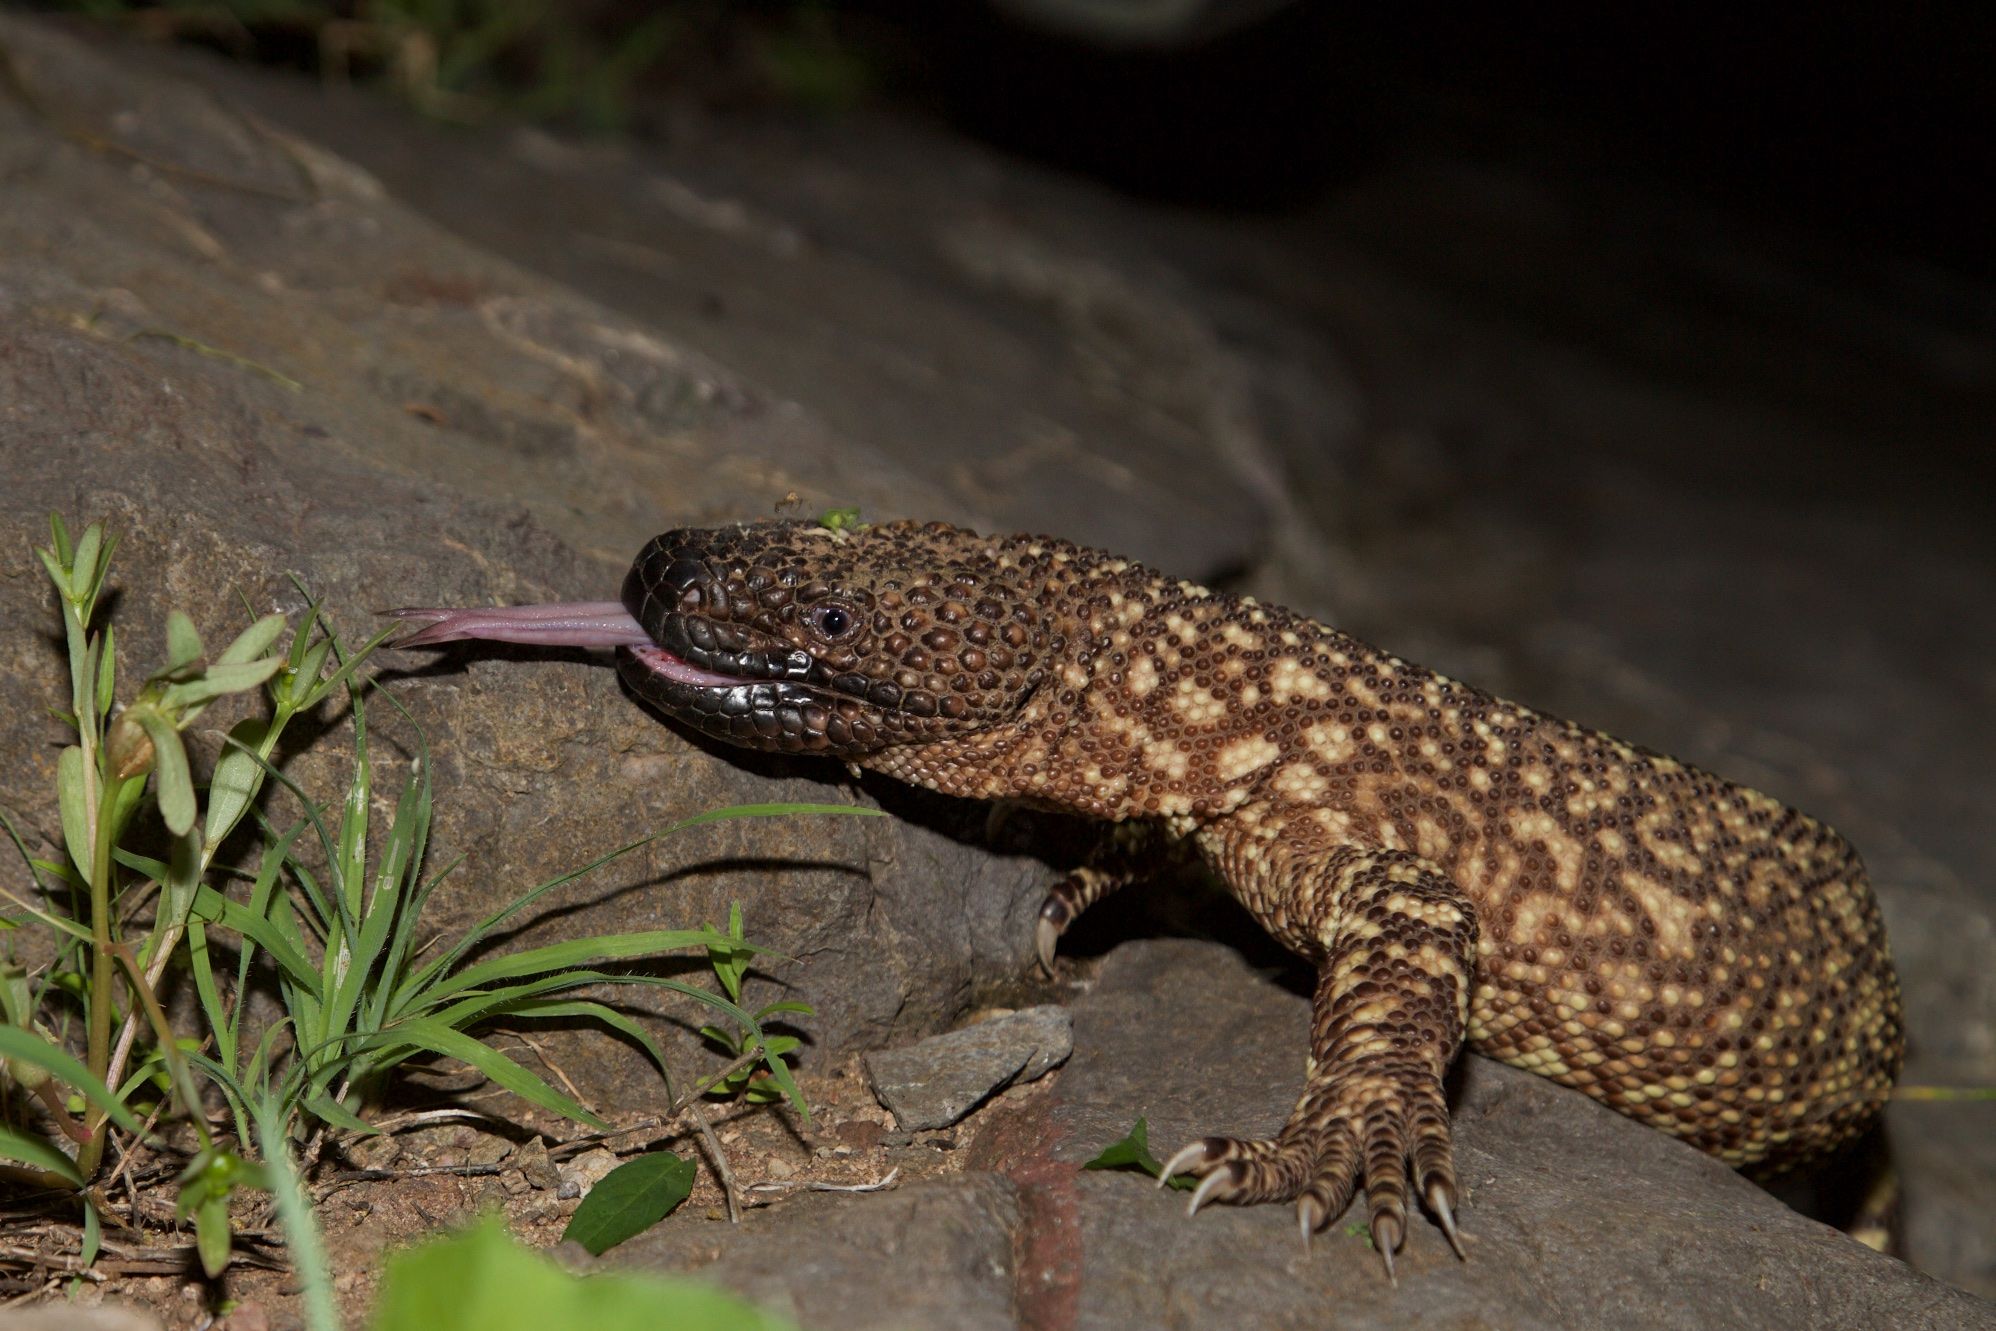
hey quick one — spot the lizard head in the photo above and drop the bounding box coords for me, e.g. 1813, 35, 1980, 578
618, 520, 1054, 756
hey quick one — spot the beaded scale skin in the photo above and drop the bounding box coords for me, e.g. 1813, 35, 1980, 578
404, 517, 1905, 1273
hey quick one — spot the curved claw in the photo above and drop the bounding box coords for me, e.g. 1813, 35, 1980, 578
1297, 1193, 1326, 1247
1372, 1210, 1402, 1284
1035, 911, 1061, 975
1187, 1167, 1233, 1217
1158, 1141, 1210, 1189
1428, 1181, 1466, 1260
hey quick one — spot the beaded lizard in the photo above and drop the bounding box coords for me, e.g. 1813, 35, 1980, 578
393, 518, 1904, 1274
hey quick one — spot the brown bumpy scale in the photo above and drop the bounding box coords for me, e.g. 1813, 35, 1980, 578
413, 518, 1907, 1278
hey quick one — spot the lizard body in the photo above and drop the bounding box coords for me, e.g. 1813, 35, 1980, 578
399, 517, 1904, 1265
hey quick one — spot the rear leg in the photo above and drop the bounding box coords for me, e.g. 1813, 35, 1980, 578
1160, 847, 1477, 1277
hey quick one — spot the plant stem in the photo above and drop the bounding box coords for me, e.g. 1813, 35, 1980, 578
76, 773, 130, 1178
109, 944, 214, 1153
102, 711, 295, 1106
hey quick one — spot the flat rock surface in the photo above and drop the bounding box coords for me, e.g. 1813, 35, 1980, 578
602, 938, 1995, 1330
866, 1005, 1074, 1131
607, 1172, 1023, 1331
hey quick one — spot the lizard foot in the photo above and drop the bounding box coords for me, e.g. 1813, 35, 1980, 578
1033, 867, 1121, 973
1158, 1074, 1464, 1275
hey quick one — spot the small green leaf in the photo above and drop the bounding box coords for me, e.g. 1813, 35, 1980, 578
36, 545, 69, 600
1081, 1116, 1195, 1190
561, 1151, 696, 1255
134, 711, 196, 836
193, 1192, 232, 1278
47, 513, 74, 566
94, 622, 117, 720
203, 719, 269, 846
161, 657, 284, 712
56, 745, 91, 880
165, 610, 205, 673
286, 638, 332, 706
217, 613, 288, 666
69, 523, 102, 601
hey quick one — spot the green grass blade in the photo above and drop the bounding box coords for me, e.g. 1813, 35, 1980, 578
356, 1019, 607, 1129
409, 930, 736, 1012
494, 998, 672, 1088
0, 1026, 145, 1134
258, 1098, 340, 1331
192, 886, 322, 999
181, 1048, 252, 1113
298, 620, 401, 710
187, 921, 235, 1073
0, 1126, 83, 1184
395, 804, 872, 1009
301, 1092, 377, 1136
222, 737, 344, 922
234, 822, 306, 1033
323, 754, 427, 1046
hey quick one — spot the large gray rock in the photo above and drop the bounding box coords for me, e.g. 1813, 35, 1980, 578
597, 939, 1994, 1330
0, 13, 1142, 1111
2, 3, 1990, 1313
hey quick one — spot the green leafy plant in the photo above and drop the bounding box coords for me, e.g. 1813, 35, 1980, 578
3, 514, 879, 1308
369, 1215, 791, 1331
698, 902, 811, 1110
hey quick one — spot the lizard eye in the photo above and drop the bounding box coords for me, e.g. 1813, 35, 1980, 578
807, 604, 856, 640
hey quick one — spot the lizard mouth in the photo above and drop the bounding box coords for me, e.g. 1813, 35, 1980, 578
617, 612, 894, 754
386, 600, 892, 754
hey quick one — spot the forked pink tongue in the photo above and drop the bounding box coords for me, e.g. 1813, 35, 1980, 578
387, 601, 650, 650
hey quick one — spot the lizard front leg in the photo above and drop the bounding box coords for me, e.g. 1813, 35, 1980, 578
1034, 821, 1191, 972
1162, 845, 1477, 1277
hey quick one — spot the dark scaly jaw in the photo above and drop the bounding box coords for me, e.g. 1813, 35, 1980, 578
614, 612, 897, 755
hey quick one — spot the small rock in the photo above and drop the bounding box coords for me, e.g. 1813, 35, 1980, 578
466, 1135, 512, 1168
835, 1119, 886, 1150
764, 1157, 795, 1179
557, 1146, 621, 1199
864, 1005, 1073, 1132
348, 1134, 400, 1170
511, 1137, 560, 1190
